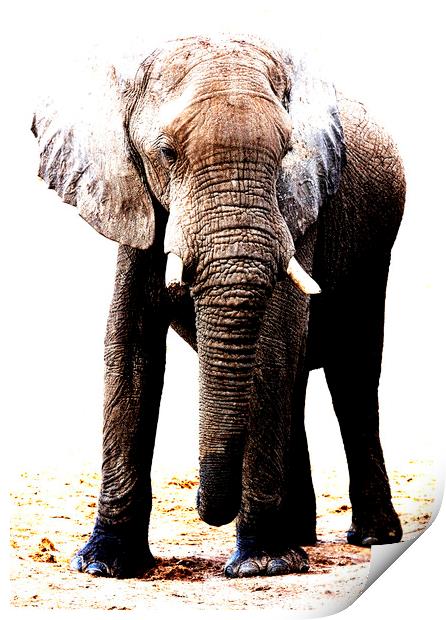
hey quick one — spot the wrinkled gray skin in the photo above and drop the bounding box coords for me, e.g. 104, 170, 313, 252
32, 35, 405, 579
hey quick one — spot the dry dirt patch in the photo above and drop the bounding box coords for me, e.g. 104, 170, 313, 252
10, 461, 435, 612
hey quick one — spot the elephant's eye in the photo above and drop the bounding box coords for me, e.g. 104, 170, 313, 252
282, 88, 291, 112
160, 146, 177, 166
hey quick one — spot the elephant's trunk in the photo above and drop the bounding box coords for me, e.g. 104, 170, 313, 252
193, 255, 273, 526
181, 197, 285, 525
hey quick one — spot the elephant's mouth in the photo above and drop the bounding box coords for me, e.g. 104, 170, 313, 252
165, 252, 320, 296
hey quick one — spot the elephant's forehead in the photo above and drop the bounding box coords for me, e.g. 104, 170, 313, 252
142, 36, 289, 99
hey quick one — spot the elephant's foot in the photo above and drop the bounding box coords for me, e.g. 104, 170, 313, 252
347, 504, 403, 547
70, 524, 155, 578
224, 542, 309, 578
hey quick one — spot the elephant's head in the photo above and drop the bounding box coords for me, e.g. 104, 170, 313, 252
32, 35, 345, 526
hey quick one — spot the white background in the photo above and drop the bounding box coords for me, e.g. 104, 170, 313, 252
2, 1, 445, 618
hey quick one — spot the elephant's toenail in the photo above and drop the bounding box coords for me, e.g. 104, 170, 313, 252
85, 561, 110, 577
362, 536, 379, 547
267, 559, 290, 575
70, 555, 84, 572
238, 561, 261, 577
224, 564, 238, 579
300, 559, 310, 572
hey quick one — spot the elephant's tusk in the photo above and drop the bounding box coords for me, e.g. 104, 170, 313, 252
165, 252, 184, 289
287, 257, 321, 295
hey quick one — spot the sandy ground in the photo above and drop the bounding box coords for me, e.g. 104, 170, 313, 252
9, 459, 436, 614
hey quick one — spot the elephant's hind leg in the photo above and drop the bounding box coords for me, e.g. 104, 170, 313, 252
322, 257, 402, 546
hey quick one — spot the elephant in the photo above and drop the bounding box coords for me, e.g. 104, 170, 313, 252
31, 34, 405, 579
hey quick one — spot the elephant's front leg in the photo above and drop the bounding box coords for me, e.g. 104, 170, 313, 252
71, 245, 169, 578
225, 281, 312, 578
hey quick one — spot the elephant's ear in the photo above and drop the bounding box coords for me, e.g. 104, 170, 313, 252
277, 56, 346, 240
31, 60, 154, 249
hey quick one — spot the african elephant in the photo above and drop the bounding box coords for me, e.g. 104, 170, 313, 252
32, 35, 404, 579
